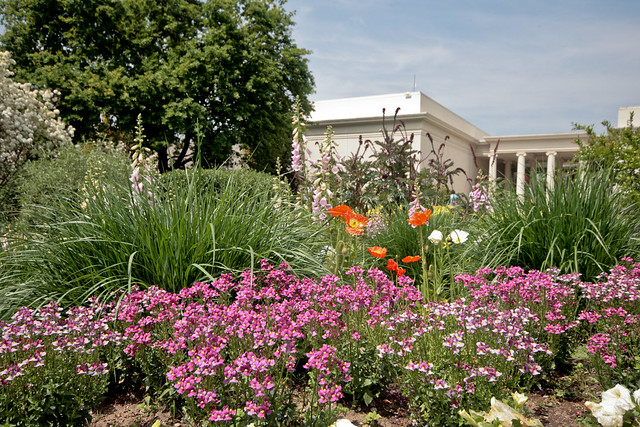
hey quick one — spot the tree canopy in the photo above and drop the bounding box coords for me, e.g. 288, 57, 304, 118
0, 0, 314, 172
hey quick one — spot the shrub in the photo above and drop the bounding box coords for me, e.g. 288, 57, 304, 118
463, 168, 640, 282
0, 51, 73, 193
575, 120, 640, 206
10, 143, 131, 227
0, 168, 329, 318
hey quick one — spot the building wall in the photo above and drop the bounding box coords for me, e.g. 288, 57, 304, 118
618, 106, 640, 128
306, 92, 488, 194
305, 91, 587, 196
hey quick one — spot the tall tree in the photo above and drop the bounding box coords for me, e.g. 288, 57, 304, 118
0, 0, 314, 172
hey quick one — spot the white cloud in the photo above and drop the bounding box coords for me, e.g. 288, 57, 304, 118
287, 0, 640, 135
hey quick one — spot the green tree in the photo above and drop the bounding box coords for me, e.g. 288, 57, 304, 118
0, 0, 313, 173
575, 118, 640, 206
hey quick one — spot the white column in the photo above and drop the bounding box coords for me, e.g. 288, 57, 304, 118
488, 154, 497, 181
504, 160, 513, 189
516, 152, 527, 202
546, 151, 557, 192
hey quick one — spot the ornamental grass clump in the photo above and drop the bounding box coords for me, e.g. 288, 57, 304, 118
464, 168, 640, 282
0, 167, 328, 318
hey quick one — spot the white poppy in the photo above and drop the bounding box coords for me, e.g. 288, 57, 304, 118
450, 229, 469, 244
428, 230, 443, 244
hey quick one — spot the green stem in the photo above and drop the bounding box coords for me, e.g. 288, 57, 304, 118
433, 244, 438, 299
419, 226, 429, 301
448, 245, 454, 300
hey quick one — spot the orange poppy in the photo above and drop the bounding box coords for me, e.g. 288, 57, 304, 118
386, 258, 399, 272
402, 255, 421, 263
396, 268, 407, 277
327, 204, 353, 218
407, 209, 432, 227
345, 211, 368, 235
368, 246, 387, 258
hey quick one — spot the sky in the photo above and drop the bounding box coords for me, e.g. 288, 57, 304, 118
284, 0, 640, 136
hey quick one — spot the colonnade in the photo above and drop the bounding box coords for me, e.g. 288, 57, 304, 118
488, 151, 558, 202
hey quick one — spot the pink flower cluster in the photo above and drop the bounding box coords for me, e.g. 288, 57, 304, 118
0, 299, 122, 385
469, 181, 491, 213
114, 261, 421, 423
577, 257, 640, 372
305, 344, 351, 403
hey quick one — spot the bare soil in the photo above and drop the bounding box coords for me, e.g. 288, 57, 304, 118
88, 390, 596, 427
88, 363, 601, 426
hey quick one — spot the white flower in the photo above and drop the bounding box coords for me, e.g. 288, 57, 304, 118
585, 401, 624, 427
602, 384, 635, 413
428, 230, 443, 244
585, 385, 636, 427
450, 229, 469, 244
512, 391, 528, 407
486, 397, 543, 426
329, 420, 356, 427
634, 388, 640, 406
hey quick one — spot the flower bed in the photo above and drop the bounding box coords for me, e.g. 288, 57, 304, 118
2, 258, 640, 425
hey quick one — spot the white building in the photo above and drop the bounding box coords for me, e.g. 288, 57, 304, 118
306, 91, 589, 197
618, 106, 640, 128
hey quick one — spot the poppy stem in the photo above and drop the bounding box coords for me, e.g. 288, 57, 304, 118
419, 226, 429, 302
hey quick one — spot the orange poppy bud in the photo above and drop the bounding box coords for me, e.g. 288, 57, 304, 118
368, 246, 387, 258
396, 268, 406, 277
402, 255, 421, 263
386, 258, 399, 272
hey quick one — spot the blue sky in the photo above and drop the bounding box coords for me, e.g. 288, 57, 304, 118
284, 0, 640, 135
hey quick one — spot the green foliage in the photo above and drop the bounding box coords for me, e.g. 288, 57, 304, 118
0, 362, 109, 426
160, 165, 280, 198
333, 137, 378, 213
463, 168, 640, 282
0, 0, 314, 173
575, 119, 640, 206
307, 109, 469, 215
0, 167, 329, 318
11, 143, 131, 227
339, 338, 398, 409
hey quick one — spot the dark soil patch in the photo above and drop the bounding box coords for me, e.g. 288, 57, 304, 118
88, 362, 602, 426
